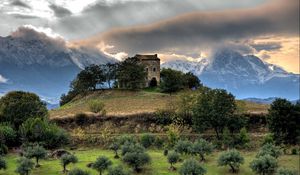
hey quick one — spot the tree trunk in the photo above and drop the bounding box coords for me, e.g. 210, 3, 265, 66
200, 154, 205, 161
63, 165, 66, 173
229, 164, 235, 173
215, 128, 220, 139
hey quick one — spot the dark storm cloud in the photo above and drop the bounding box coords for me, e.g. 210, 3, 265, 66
84, 0, 299, 55
49, 4, 72, 18
250, 43, 282, 52
11, 14, 40, 19
10, 0, 31, 9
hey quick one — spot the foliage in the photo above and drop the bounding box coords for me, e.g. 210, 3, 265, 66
179, 158, 206, 175
0, 123, 17, 146
262, 134, 275, 145
0, 156, 6, 170
268, 98, 300, 144
109, 142, 120, 158
182, 72, 202, 89
227, 115, 247, 134
174, 140, 193, 155
116, 57, 147, 89
88, 100, 106, 115
101, 63, 118, 89
222, 127, 233, 149
140, 133, 156, 148
235, 127, 250, 148
218, 149, 244, 173
154, 109, 174, 125
92, 156, 112, 175
192, 138, 213, 161
121, 142, 145, 156
60, 154, 78, 172
256, 143, 281, 159
122, 151, 151, 173
154, 137, 164, 149
160, 68, 184, 94
117, 135, 137, 146
0, 91, 48, 128
166, 125, 180, 148
24, 144, 47, 167
19, 118, 69, 149
108, 165, 129, 175
275, 168, 297, 175
68, 168, 90, 175
15, 157, 34, 175
167, 151, 180, 170
250, 155, 278, 175
192, 88, 237, 139
0, 144, 8, 155
175, 92, 197, 126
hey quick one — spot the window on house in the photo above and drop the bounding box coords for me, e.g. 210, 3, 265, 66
146, 68, 148, 72
153, 67, 156, 72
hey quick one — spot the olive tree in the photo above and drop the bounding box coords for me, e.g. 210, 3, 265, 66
167, 151, 180, 171
256, 143, 281, 159
92, 156, 112, 175
61, 154, 78, 173
218, 149, 244, 173
15, 157, 35, 175
24, 144, 47, 167
109, 143, 120, 159
68, 168, 90, 175
192, 139, 213, 161
275, 168, 297, 175
179, 158, 206, 175
122, 151, 150, 173
250, 155, 278, 175
174, 140, 193, 155
108, 166, 129, 175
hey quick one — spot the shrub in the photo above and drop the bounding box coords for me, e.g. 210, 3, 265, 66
140, 133, 155, 148
0, 156, 6, 170
92, 156, 112, 175
61, 154, 78, 173
109, 143, 120, 158
154, 109, 174, 125
108, 165, 129, 175
117, 135, 137, 146
236, 127, 250, 148
154, 137, 164, 149
0, 123, 17, 146
15, 157, 35, 175
250, 155, 278, 175
262, 134, 275, 145
166, 125, 180, 148
179, 158, 206, 175
222, 127, 233, 149
121, 143, 145, 156
163, 149, 168, 156
192, 139, 213, 161
88, 100, 106, 115
167, 151, 180, 170
275, 168, 297, 175
218, 149, 244, 173
256, 143, 281, 158
24, 144, 47, 167
68, 168, 90, 175
174, 140, 193, 155
122, 151, 151, 173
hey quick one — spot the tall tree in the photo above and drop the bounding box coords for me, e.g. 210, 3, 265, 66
160, 68, 184, 94
183, 72, 202, 89
101, 63, 117, 89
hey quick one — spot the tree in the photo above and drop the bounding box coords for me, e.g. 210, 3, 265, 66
0, 91, 48, 128
116, 57, 147, 89
218, 149, 244, 173
275, 168, 297, 175
109, 143, 120, 159
15, 157, 35, 175
92, 156, 112, 175
68, 168, 90, 175
140, 133, 155, 148
256, 143, 281, 159
167, 151, 180, 171
61, 154, 78, 173
121, 142, 145, 156
24, 144, 47, 167
174, 140, 193, 155
101, 63, 117, 89
183, 72, 202, 89
250, 155, 278, 175
179, 158, 206, 175
268, 99, 300, 144
160, 68, 184, 94
122, 151, 150, 172
0, 123, 17, 147
192, 88, 237, 139
0, 156, 6, 170
192, 139, 213, 161
235, 127, 250, 148
108, 165, 129, 175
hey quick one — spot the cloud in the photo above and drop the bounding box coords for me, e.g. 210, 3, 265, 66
49, 4, 72, 18
0, 75, 8, 83
10, 0, 31, 9
83, 0, 298, 56
250, 42, 282, 52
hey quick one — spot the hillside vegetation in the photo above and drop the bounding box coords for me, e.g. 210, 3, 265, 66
50, 90, 268, 119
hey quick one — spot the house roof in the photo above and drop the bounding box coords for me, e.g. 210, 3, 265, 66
135, 54, 160, 60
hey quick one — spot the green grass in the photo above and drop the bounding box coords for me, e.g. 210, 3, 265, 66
1, 149, 298, 175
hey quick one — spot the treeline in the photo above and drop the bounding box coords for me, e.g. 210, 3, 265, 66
60, 57, 201, 106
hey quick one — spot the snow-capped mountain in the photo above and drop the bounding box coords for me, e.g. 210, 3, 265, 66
162, 49, 299, 100
0, 27, 114, 103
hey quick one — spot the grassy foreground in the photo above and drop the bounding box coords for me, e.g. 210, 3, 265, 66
1, 149, 298, 175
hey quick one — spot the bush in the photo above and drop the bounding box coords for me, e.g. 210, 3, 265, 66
276, 168, 297, 175
108, 165, 129, 175
140, 133, 155, 148
0, 144, 8, 155
122, 151, 150, 173
24, 144, 47, 167
235, 127, 250, 148
218, 149, 244, 173
154, 109, 174, 125
109, 143, 120, 158
167, 151, 180, 170
192, 139, 213, 161
0, 123, 17, 146
154, 137, 164, 149
163, 149, 168, 156
15, 157, 35, 175
250, 155, 278, 175
121, 143, 145, 156
68, 168, 90, 175
117, 135, 137, 146
256, 143, 281, 158
174, 140, 193, 155
61, 154, 78, 173
0, 156, 6, 170
88, 100, 106, 115
179, 158, 206, 175
262, 134, 275, 145
92, 156, 112, 175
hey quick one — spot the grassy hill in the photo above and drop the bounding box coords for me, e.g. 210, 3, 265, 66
50, 90, 269, 119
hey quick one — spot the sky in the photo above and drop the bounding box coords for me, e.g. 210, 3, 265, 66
0, 0, 299, 73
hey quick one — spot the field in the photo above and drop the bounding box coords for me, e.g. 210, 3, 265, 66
1, 149, 298, 175
50, 90, 269, 119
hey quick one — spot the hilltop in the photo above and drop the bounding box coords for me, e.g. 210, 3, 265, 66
49, 89, 269, 119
